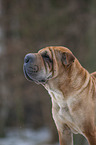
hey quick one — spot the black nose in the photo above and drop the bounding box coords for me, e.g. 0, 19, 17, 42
24, 53, 36, 64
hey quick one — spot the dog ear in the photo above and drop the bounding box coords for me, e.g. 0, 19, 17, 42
62, 52, 75, 66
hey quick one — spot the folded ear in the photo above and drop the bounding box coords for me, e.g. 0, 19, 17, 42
62, 52, 75, 66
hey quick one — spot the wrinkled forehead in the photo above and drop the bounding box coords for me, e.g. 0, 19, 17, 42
38, 46, 72, 54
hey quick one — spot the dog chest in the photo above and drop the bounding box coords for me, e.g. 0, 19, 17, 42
50, 91, 73, 122
48, 90, 81, 134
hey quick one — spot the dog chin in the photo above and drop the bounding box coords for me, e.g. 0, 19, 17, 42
24, 69, 34, 82
24, 69, 47, 85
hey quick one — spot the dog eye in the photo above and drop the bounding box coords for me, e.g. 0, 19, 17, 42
41, 51, 53, 63
41, 53, 50, 60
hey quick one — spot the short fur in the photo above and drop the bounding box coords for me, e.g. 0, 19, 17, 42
23, 46, 96, 145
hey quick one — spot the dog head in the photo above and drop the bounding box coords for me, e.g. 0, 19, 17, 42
23, 46, 75, 85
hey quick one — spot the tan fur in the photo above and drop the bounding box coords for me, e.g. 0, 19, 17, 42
40, 47, 96, 145
24, 46, 96, 145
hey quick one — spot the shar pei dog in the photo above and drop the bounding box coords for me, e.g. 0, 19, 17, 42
23, 46, 96, 145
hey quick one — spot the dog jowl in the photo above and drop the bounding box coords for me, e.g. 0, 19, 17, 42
23, 46, 96, 145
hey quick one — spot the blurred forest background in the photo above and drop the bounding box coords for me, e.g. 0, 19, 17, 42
0, 0, 96, 145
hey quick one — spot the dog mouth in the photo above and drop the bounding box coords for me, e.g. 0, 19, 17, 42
24, 68, 34, 81
23, 64, 39, 80
23, 66, 47, 84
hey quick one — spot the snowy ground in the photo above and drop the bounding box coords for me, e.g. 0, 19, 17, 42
0, 127, 59, 145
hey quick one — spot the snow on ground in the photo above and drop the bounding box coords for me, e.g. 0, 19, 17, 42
0, 127, 59, 145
